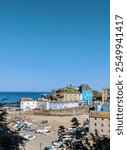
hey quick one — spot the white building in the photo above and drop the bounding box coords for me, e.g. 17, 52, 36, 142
41, 100, 79, 110
77, 93, 82, 101
20, 98, 43, 110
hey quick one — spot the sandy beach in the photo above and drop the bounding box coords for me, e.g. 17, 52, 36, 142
15, 114, 89, 150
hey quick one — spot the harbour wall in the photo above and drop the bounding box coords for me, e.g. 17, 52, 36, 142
33, 106, 89, 116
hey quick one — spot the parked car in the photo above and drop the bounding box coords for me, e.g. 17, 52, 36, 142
41, 120, 48, 124
35, 129, 44, 134
45, 145, 61, 150
24, 135, 36, 141
45, 130, 53, 135
52, 140, 63, 146
66, 128, 75, 135
83, 123, 89, 129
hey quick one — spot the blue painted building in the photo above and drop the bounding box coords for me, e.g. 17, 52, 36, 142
82, 90, 93, 104
94, 103, 110, 112
94, 104, 102, 111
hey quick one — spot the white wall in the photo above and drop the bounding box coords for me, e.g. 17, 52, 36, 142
48, 102, 79, 110
20, 101, 37, 110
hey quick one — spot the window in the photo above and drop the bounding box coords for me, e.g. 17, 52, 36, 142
101, 129, 103, 132
95, 118, 97, 120
95, 123, 97, 126
109, 130, 110, 133
95, 129, 97, 133
101, 124, 103, 127
102, 118, 104, 121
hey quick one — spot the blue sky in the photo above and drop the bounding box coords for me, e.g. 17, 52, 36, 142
0, 0, 109, 92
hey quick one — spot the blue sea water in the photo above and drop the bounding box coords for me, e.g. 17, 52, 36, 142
0, 92, 50, 103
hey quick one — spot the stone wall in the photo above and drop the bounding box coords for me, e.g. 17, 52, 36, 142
33, 106, 89, 116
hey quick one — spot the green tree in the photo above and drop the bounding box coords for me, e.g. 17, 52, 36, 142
71, 117, 80, 129
65, 128, 110, 150
75, 128, 83, 140
71, 141, 87, 150
58, 125, 65, 142
83, 132, 110, 150
0, 99, 26, 150
93, 135, 110, 150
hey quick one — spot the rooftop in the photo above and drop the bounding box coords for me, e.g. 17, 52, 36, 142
90, 110, 110, 118
20, 97, 33, 101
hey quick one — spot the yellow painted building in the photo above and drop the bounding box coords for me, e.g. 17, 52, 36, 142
102, 88, 110, 102
62, 92, 82, 102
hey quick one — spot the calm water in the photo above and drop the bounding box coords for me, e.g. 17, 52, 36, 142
0, 92, 50, 103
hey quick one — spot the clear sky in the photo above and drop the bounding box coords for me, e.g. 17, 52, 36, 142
0, 0, 109, 92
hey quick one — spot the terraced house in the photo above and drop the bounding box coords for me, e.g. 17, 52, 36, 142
82, 90, 93, 104
63, 91, 82, 102
89, 111, 110, 136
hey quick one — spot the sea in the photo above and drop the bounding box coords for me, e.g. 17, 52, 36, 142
0, 92, 50, 103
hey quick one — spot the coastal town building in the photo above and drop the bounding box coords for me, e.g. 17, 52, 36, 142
45, 86, 82, 102
94, 102, 110, 112
40, 100, 79, 110
102, 88, 110, 102
20, 98, 43, 110
79, 84, 93, 104
89, 111, 110, 136
82, 90, 93, 104
62, 92, 82, 102
77, 92, 82, 101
